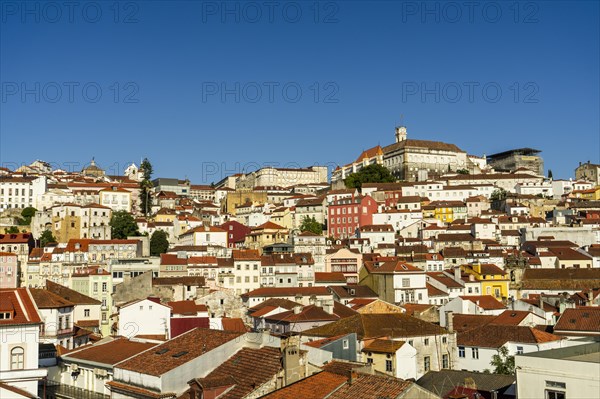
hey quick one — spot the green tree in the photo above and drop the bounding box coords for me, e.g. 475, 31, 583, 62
490, 188, 508, 201
548, 169, 553, 179
110, 210, 140, 239
40, 230, 56, 247
18, 207, 37, 225
490, 346, 515, 375
456, 169, 470, 175
344, 164, 395, 189
150, 230, 169, 256
139, 158, 154, 216
4, 226, 19, 234
300, 216, 323, 235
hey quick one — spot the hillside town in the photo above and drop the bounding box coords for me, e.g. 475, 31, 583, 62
1, 126, 599, 399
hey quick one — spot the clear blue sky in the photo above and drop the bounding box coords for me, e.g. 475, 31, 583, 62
1, 0, 598, 183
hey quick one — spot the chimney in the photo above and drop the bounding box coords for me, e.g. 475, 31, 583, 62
323, 300, 334, 315
539, 294, 544, 310
293, 305, 302, 314
454, 267, 461, 281
446, 311, 454, 332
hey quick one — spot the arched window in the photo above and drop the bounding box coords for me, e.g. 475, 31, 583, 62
11, 347, 24, 370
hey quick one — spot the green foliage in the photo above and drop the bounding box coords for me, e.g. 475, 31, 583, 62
344, 164, 395, 189
4, 226, 19, 234
299, 216, 323, 235
490, 346, 515, 375
110, 210, 140, 239
150, 230, 169, 256
40, 230, 56, 247
139, 158, 154, 216
18, 207, 37, 225
490, 188, 508, 201
456, 169, 470, 175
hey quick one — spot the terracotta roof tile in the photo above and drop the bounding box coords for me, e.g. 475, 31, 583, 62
116, 328, 244, 376
261, 371, 347, 399
64, 338, 156, 366
458, 324, 562, 348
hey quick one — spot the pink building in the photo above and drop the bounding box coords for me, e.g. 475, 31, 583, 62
0, 252, 18, 288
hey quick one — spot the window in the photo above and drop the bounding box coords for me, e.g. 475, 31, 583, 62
424, 356, 430, 372
546, 391, 565, 399
10, 347, 24, 370
102, 282, 107, 292
385, 360, 393, 372
342, 339, 349, 349
442, 337, 447, 344
424, 338, 429, 346
458, 346, 465, 358
402, 278, 410, 288
84, 309, 90, 317
516, 346, 524, 355
472, 348, 479, 359
366, 357, 373, 364
442, 354, 449, 369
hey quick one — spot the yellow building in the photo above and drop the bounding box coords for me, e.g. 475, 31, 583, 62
430, 201, 467, 224
270, 206, 294, 229
461, 263, 509, 300
244, 221, 289, 253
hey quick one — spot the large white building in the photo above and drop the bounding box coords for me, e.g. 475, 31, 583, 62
0, 175, 47, 211
382, 126, 476, 182
234, 166, 328, 189
516, 342, 600, 399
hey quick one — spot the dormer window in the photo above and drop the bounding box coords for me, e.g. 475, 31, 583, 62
0, 312, 12, 319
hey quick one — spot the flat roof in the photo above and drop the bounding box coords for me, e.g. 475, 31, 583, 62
518, 342, 600, 363
487, 148, 541, 159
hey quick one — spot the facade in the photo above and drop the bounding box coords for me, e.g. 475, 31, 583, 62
382, 126, 473, 181
516, 343, 600, 399
487, 148, 544, 175
324, 248, 362, 284
0, 175, 47, 211
360, 260, 429, 305
575, 161, 600, 185
327, 195, 378, 239
99, 187, 133, 212
32, 203, 112, 243
0, 252, 19, 288
235, 166, 328, 189
118, 297, 171, 339
0, 288, 47, 397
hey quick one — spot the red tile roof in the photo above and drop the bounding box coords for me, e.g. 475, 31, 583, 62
459, 296, 506, 310
198, 347, 282, 399
0, 288, 41, 325
64, 338, 156, 365
261, 371, 347, 399
327, 372, 412, 399
554, 308, 600, 334
116, 328, 244, 376
458, 324, 562, 348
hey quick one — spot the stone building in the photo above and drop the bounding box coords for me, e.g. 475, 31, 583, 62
382, 126, 475, 181
487, 148, 544, 175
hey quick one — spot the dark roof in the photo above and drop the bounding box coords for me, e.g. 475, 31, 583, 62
417, 370, 515, 396
522, 269, 600, 290
30, 289, 75, 309
303, 313, 448, 340
328, 285, 378, 299
45, 280, 101, 305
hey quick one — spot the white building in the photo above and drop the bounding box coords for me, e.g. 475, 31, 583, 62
179, 226, 228, 247
99, 187, 132, 213
118, 297, 171, 339
0, 288, 47, 397
456, 324, 565, 372
0, 175, 47, 211
516, 342, 600, 399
